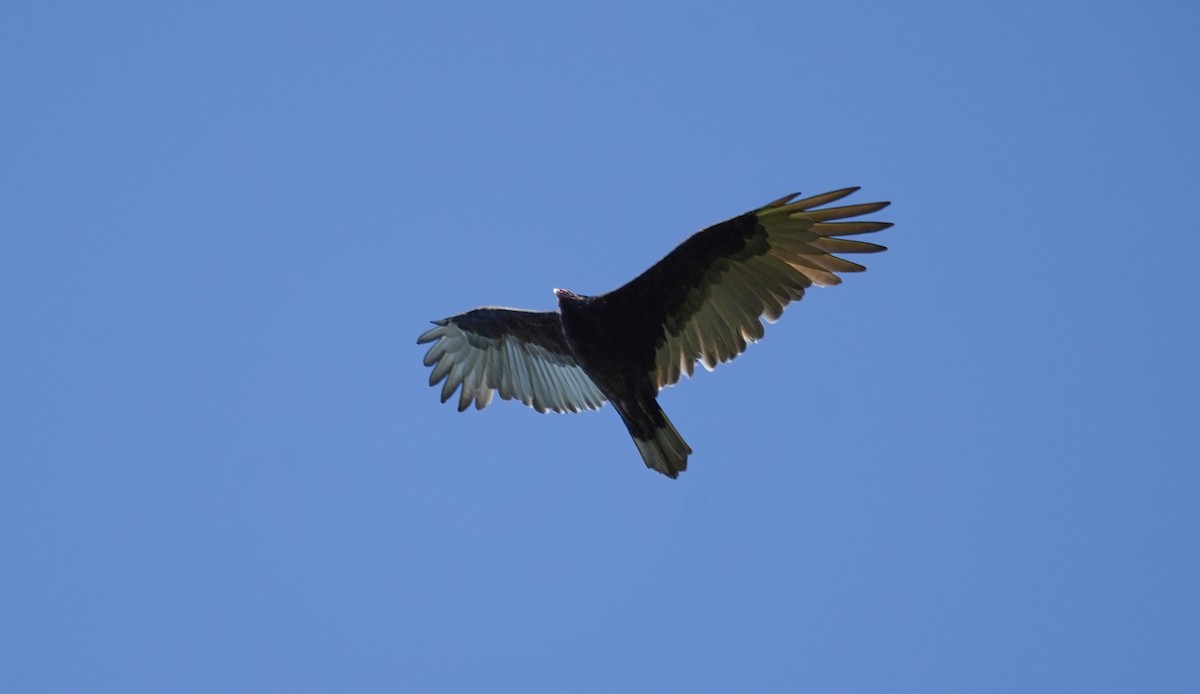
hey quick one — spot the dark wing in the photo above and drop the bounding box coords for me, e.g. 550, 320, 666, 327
604, 187, 892, 390
418, 307, 607, 413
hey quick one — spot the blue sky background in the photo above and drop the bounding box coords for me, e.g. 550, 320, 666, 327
3, 1, 1198, 692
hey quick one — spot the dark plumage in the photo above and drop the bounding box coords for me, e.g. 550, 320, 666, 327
418, 188, 892, 478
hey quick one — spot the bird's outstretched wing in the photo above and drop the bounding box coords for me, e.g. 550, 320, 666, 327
418, 307, 607, 413
604, 188, 892, 390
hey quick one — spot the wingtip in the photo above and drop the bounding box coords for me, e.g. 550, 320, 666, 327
760, 187, 869, 216
763, 192, 802, 208
417, 319, 450, 344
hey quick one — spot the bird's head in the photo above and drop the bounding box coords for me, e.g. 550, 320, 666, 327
554, 287, 588, 311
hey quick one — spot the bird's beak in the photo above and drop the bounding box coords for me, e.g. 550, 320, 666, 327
553, 288, 565, 298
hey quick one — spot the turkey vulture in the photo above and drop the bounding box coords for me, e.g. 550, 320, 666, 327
418, 188, 892, 478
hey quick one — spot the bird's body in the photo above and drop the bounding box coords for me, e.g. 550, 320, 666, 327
555, 289, 692, 477
418, 188, 892, 478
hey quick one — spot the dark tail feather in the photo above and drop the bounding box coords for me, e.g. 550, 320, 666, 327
617, 401, 692, 479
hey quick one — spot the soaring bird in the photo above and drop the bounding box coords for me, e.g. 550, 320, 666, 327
418, 188, 892, 478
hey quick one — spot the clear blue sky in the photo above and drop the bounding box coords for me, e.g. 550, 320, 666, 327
3, 2, 1198, 692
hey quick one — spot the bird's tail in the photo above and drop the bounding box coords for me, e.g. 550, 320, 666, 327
619, 401, 692, 479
